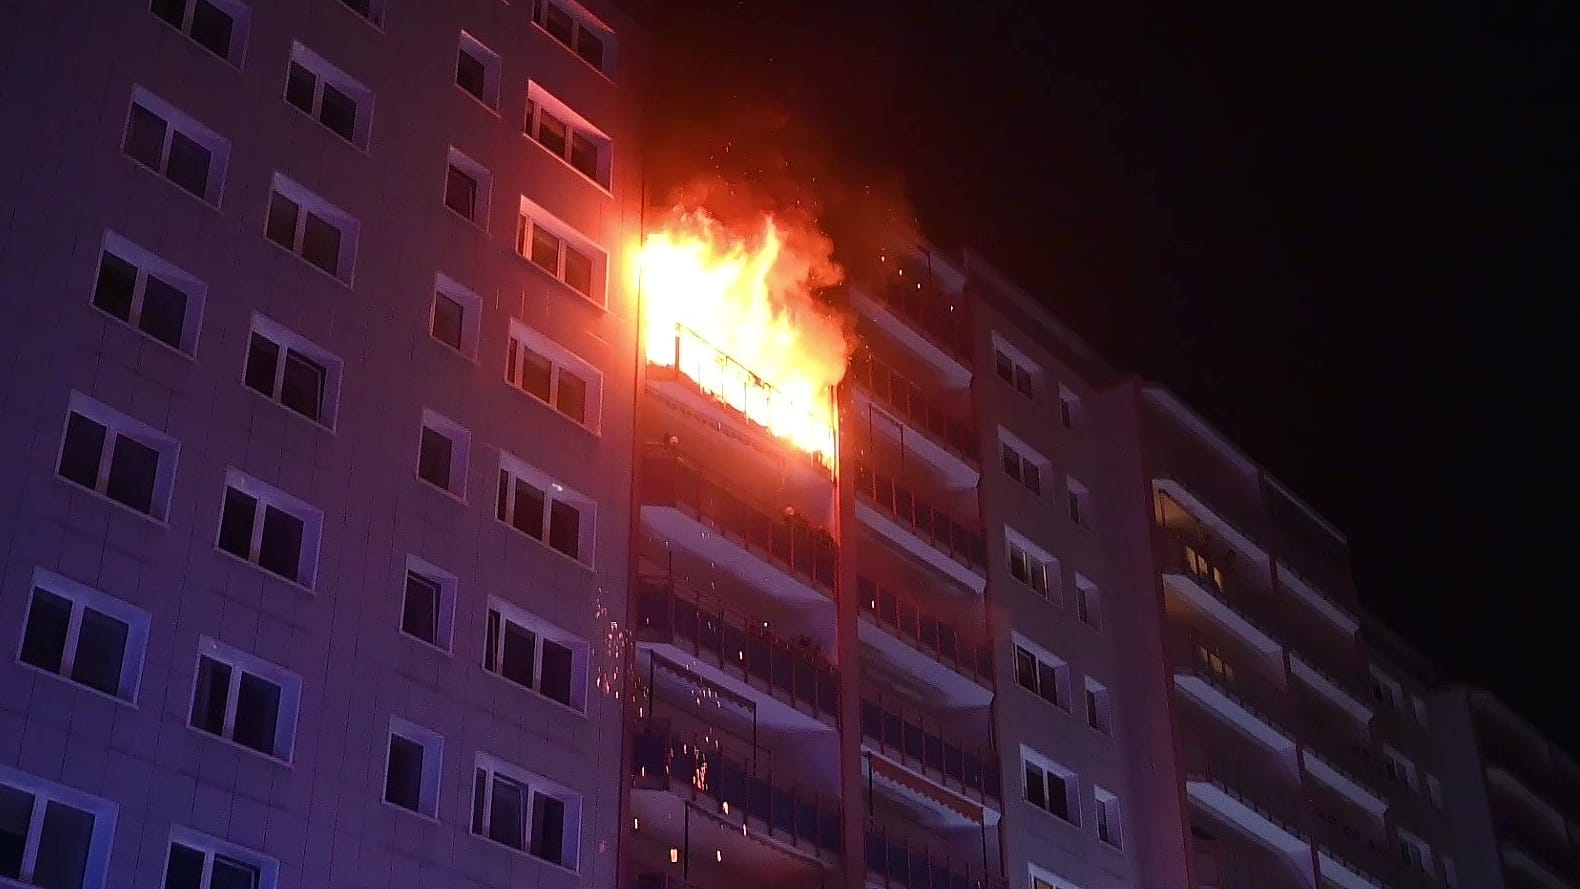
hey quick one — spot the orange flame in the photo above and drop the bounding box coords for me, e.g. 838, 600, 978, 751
637, 208, 848, 462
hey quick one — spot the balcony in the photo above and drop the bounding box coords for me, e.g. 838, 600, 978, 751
1301, 746, 1387, 820
1161, 541, 1282, 657
856, 576, 994, 708
631, 722, 843, 867
1317, 849, 1387, 889
636, 576, 840, 731
848, 351, 979, 487
865, 826, 1005, 889
642, 448, 838, 603
1288, 652, 1373, 727
1154, 479, 1270, 571
850, 277, 974, 388
853, 465, 987, 592
1277, 561, 1359, 637
1184, 742, 1309, 855
1173, 657, 1295, 754
860, 695, 1001, 817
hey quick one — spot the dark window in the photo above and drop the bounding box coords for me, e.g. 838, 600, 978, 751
244, 334, 280, 396
71, 608, 129, 696
1014, 647, 1036, 693
529, 225, 559, 273
188, 0, 235, 60
217, 487, 257, 559
499, 619, 536, 688
569, 133, 598, 180
0, 784, 34, 880
58, 413, 107, 490
418, 426, 454, 491
994, 350, 1013, 385
575, 29, 604, 69
318, 83, 356, 141
561, 244, 592, 296
164, 841, 206, 889
139, 274, 187, 349
530, 793, 565, 864
456, 49, 487, 100
539, 639, 573, 705
445, 165, 479, 220
431, 293, 464, 349
164, 130, 211, 197
20, 589, 72, 674
209, 854, 260, 889
548, 500, 580, 559
338, 0, 374, 20
488, 776, 525, 849
33, 800, 94, 889
299, 211, 341, 275
232, 671, 281, 755
402, 572, 441, 645
536, 112, 568, 157
265, 192, 299, 249
190, 656, 231, 735
1060, 398, 1074, 428
257, 505, 304, 581
1024, 762, 1045, 809
1067, 492, 1083, 525
1046, 772, 1070, 821
511, 479, 545, 538
543, 4, 575, 44
150, 0, 185, 28
1015, 366, 1033, 397
1024, 461, 1041, 494
1038, 661, 1064, 707
285, 62, 315, 112
105, 433, 159, 514
386, 734, 424, 812
516, 343, 553, 402
93, 252, 138, 321
124, 103, 167, 169
556, 370, 586, 423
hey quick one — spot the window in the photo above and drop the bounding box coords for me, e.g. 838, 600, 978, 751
443, 147, 493, 228
91, 232, 205, 355
188, 637, 301, 762
149, 0, 248, 66
161, 827, 276, 889
506, 321, 602, 430
1182, 543, 1224, 592
1195, 643, 1235, 685
1084, 679, 1112, 735
385, 718, 443, 818
0, 764, 117, 889
455, 31, 501, 108
992, 339, 1036, 398
400, 557, 457, 652
1006, 530, 1055, 599
1369, 667, 1403, 710
471, 753, 582, 869
1058, 386, 1081, 430
18, 570, 150, 703
242, 315, 342, 427
1094, 788, 1122, 847
496, 453, 594, 563
1066, 478, 1092, 529
516, 197, 606, 305
1074, 576, 1100, 627
1023, 749, 1078, 824
1383, 747, 1416, 791
416, 410, 470, 499
264, 173, 359, 283
284, 43, 372, 148
1014, 640, 1070, 710
1397, 831, 1433, 876
532, 0, 615, 75
1000, 434, 1043, 495
335, 0, 384, 28
215, 468, 323, 588
123, 87, 230, 205
1410, 693, 1429, 725
431, 273, 483, 358
1426, 773, 1443, 808
524, 83, 611, 187
57, 393, 179, 521
484, 597, 587, 711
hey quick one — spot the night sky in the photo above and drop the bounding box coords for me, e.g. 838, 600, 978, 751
645, 2, 1576, 746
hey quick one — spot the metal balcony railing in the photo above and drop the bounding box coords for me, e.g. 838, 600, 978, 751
848, 351, 978, 467
853, 465, 987, 577
856, 576, 994, 689
635, 577, 840, 721
631, 722, 844, 859
864, 827, 1005, 889
1184, 741, 1308, 843
860, 695, 1001, 806
643, 448, 839, 594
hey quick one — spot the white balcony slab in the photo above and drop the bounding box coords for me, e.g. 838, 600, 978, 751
851, 287, 973, 388
855, 501, 987, 594
1174, 672, 1294, 753
1162, 571, 1281, 655
851, 388, 979, 489
1302, 748, 1387, 820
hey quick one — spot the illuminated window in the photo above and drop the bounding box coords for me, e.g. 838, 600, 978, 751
161, 827, 277, 889
417, 409, 470, 499
385, 717, 443, 818
400, 556, 456, 652
455, 31, 501, 109
1195, 643, 1235, 685
123, 87, 230, 205
57, 393, 179, 521
471, 752, 582, 869
1022, 748, 1078, 824
515, 198, 606, 305
216, 468, 323, 588
431, 273, 482, 358
19, 570, 150, 703
149, 0, 250, 67
264, 173, 360, 283
525, 82, 611, 187
1183, 543, 1224, 592
243, 314, 342, 428
91, 231, 205, 355
284, 42, 373, 148
496, 451, 594, 563
445, 147, 493, 228
0, 766, 116, 889
505, 320, 602, 431
1014, 639, 1070, 710
532, 0, 615, 75
188, 636, 302, 762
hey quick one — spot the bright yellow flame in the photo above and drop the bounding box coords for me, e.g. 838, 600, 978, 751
637, 209, 846, 462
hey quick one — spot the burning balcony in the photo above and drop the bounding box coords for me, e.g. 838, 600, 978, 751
642, 447, 838, 603
853, 464, 987, 592
859, 693, 1002, 815
848, 350, 980, 487
864, 826, 1004, 889
635, 575, 840, 730
855, 575, 994, 707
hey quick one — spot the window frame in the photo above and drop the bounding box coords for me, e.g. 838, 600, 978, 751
1094, 786, 1123, 848
483, 596, 590, 712
516, 196, 607, 307
334, 0, 385, 28
444, 147, 493, 229
431, 273, 484, 359
505, 319, 602, 432
148, 0, 250, 68
284, 41, 374, 149
264, 172, 360, 284
1006, 529, 1056, 600
530, 0, 617, 77
470, 752, 583, 871
1073, 575, 1100, 628
991, 337, 1038, 399
1066, 477, 1092, 530
92, 230, 207, 356
1057, 385, 1081, 430
384, 716, 444, 819
416, 408, 471, 500
1013, 638, 1071, 711
186, 636, 303, 763
1022, 747, 1079, 825
0, 764, 118, 889
496, 451, 595, 565
399, 556, 457, 653
242, 314, 343, 429
56, 391, 180, 522
215, 467, 324, 589
523, 81, 612, 189
999, 430, 1046, 495
1084, 678, 1112, 735
16, 569, 151, 705
455, 31, 502, 110
123, 86, 231, 206
160, 825, 278, 889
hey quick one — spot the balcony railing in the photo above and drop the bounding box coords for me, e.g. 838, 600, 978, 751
856, 576, 994, 689
1184, 740, 1309, 844
848, 351, 979, 467
853, 465, 987, 577
636, 577, 840, 721
643, 448, 839, 594
632, 722, 844, 860
865, 827, 1004, 889
860, 695, 1001, 806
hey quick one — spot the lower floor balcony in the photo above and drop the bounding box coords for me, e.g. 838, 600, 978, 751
860, 697, 1001, 814
864, 826, 1005, 889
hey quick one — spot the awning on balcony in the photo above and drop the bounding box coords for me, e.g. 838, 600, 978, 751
867, 751, 985, 825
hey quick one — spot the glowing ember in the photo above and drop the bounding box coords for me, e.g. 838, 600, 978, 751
636, 207, 848, 462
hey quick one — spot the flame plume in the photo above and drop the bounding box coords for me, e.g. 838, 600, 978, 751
636, 207, 848, 461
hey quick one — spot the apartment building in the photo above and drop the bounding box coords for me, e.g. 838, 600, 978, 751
1431, 686, 1580, 889
0, 1, 644, 887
